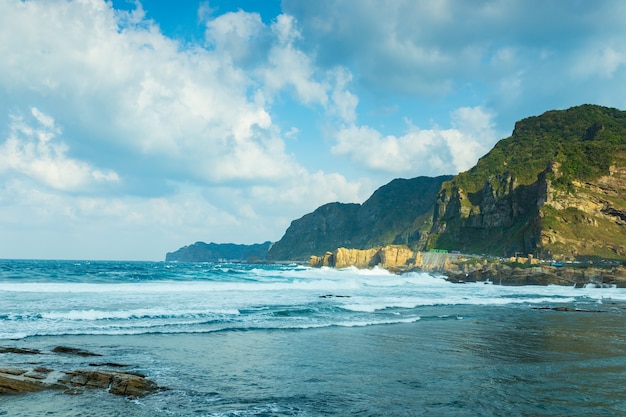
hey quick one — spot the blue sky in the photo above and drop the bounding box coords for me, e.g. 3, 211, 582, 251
1, 0, 626, 260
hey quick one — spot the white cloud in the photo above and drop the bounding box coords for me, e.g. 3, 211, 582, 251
7, 0, 626, 260
204, 9, 267, 65
284, 0, 626, 116
332, 106, 497, 176
0, 1, 363, 186
0, 108, 119, 192
0, 0, 373, 260
328, 67, 359, 124
0, 1, 291, 185
257, 14, 329, 106
571, 45, 626, 79
0, 167, 369, 259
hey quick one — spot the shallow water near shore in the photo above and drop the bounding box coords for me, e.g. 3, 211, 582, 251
2, 260, 626, 416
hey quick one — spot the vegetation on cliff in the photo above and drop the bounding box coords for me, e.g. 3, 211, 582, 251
169, 104, 626, 265
431, 104, 626, 260
454, 104, 626, 192
166, 241, 272, 262
266, 176, 452, 261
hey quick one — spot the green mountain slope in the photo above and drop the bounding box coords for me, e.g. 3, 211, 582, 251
166, 241, 272, 262
267, 176, 452, 261
430, 104, 626, 260
167, 105, 626, 264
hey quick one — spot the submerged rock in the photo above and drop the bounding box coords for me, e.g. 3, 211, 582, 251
0, 347, 41, 355
52, 346, 103, 357
60, 370, 158, 397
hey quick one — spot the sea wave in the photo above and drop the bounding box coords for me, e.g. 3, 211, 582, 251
2, 260, 626, 341
39, 308, 241, 321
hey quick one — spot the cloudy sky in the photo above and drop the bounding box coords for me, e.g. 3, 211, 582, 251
1, 0, 625, 260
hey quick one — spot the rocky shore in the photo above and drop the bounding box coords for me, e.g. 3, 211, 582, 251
444, 262, 626, 287
310, 245, 626, 287
0, 346, 159, 396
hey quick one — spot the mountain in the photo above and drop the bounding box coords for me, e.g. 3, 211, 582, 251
266, 176, 452, 261
165, 241, 272, 262
430, 104, 626, 260
169, 104, 626, 264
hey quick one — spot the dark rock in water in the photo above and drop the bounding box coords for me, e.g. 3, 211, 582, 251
88, 362, 131, 368
109, 372, 158, 397
59, 370, 158, 397
60, 370, 113, 390
52, 346, 103, 357
0, 347, 41, 355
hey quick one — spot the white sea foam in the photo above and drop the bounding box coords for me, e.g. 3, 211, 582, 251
2, 261, 626, 340
40, 308, 241, 321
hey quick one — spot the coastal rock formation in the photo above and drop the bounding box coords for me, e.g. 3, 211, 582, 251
333, 247, 381, 269
446, 264, 626, 287
60, 369, 158, 397
310, 245, 458, 273
431, 105, 626, 260
268, 106, 626, 264
377, 246, 415, 270
169, 105, 626, 267
0, 368, 158, 396
0, 346, 159, 397
309, 246, 626, 287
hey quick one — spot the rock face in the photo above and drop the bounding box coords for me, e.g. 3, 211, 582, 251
334, 247, 381, 269
430, 105, 626, 260
310, 245, 458, 273
310, 246, 626, 287
268, 176, 452, 261
169, 105, 626, 265
60, 369, 158, 397
166, 241, 272, 262
445, 264, 626, 287
0, 368, 158, 396
0, 346, 159, 397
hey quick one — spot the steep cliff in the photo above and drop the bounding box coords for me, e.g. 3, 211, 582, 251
430, 104, 626, 260
309, 245, 459, 272
167, 105, 626, 264
267, 176, 452, 261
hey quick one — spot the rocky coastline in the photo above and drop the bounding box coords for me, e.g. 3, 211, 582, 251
309, 245, 626, 287
0, 346, 160, 396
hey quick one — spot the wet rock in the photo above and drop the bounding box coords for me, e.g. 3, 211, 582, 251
88, 362, 131, 368
60, 370, 114, 390
52, 346, 103, 357
0, 371, 49, 394
109, 372, 159, 397
60, 370, 158, 397
0, 367, 158, 397
0, 347, 41, 355
1, 347, 159, 397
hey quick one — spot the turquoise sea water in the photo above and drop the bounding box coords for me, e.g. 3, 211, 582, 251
1, 260, 626, 416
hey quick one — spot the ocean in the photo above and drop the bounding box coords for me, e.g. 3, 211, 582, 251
1, 259, 626, 416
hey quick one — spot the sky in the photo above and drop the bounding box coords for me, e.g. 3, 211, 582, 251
1, 0, 626, 260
